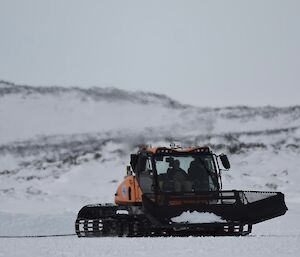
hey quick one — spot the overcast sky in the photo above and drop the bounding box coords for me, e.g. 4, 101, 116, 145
0, 0, 299, 107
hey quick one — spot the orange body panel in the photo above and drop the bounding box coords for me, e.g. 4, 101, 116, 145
114, 175, 142, 205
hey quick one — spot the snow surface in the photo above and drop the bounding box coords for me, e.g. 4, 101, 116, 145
1, 235, 300, 257
171, 211, 224, 223
0, 82, 300, 256
0, 203, 299, 257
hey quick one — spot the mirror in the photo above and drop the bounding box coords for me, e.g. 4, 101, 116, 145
130, 154, 138, 171
220, 154, 230, 169
126, 165, 132, 176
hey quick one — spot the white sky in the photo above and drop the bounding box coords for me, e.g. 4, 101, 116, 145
0, 0, 299, 107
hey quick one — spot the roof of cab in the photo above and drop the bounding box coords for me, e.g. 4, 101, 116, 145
139, 146, 211, 154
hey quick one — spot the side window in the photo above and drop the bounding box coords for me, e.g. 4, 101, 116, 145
145, 158, 153, 175
139, 158, 154, 193
203, 157, 215, 173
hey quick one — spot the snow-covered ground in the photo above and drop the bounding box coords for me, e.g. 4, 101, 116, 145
0, 81, 299, 256
1, 234, 299, 257
0, 203, 299, 257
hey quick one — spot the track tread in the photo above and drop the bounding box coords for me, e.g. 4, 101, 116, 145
75, 204, 252, 237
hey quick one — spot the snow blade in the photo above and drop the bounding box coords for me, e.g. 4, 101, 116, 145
142, 190, 288, 225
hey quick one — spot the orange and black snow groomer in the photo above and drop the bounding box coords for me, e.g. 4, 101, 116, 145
76, 145, 287, 237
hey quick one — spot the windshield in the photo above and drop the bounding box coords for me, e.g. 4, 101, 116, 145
154, 154, 218, 192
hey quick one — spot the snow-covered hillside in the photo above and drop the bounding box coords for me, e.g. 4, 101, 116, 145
0, 81, 300, 256
1, 80, 300, 144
